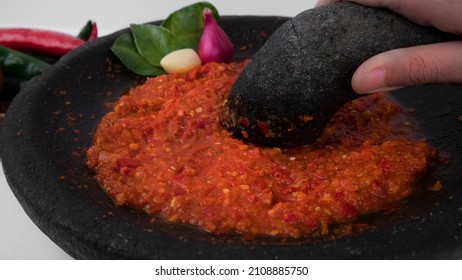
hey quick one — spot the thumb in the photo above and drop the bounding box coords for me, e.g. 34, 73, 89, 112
351, 41, 462, 94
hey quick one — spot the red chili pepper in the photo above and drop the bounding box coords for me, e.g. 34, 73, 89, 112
0, 28, 85, 57
88, 22, 98, 41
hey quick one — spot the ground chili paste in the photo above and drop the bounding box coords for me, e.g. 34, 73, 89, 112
87, 61, 436, 238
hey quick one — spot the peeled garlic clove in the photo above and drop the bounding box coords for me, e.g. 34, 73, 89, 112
160, 48, 202, 74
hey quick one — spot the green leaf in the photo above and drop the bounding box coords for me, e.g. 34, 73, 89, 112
111, 32, 165, 76
131, 24, 180, 67
110, 2, 221, 76
161, 1, 219, 49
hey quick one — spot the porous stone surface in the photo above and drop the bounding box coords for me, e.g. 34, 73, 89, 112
223, 2, 457, 147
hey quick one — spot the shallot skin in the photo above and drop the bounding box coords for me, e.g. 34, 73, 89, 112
198, 8, 234, 64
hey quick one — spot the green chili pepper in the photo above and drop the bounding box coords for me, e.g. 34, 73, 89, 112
77, 20, 93, 40
3, 75, 28, 96
0, 45, 50, 97
77, 20, 98, 41
0, 68, 4, 94
0, 45, 50, 80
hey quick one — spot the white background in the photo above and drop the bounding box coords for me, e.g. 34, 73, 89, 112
0, 0, 319, 260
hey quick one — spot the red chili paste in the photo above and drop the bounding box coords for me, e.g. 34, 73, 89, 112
87, 61, 436, 238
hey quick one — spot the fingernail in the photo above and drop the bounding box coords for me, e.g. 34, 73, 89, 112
355, 67, 402, 94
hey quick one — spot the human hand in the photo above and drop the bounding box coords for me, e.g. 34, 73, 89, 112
315, 0, 462, 94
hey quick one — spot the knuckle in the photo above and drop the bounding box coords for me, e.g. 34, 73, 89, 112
406, 53, 438, 85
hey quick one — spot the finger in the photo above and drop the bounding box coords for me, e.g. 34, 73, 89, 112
351, 41, 462, 94
315, 0, 341, 7
345, 0, 462, 35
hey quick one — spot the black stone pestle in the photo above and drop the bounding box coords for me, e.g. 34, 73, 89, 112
222, 2, 458, 147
